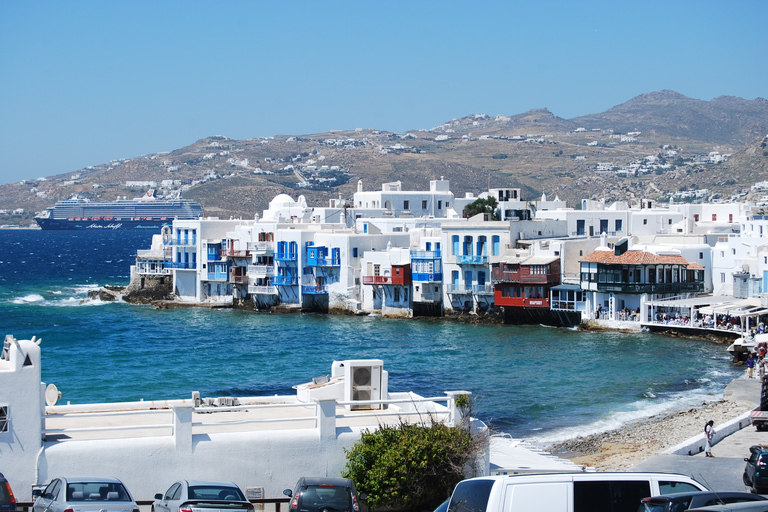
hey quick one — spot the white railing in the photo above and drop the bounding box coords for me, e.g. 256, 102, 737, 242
248, 265, 275, 276
248, 285, 277, 295
42, 392, 468, 443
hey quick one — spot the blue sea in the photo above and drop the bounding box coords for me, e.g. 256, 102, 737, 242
0, 229, 743, 447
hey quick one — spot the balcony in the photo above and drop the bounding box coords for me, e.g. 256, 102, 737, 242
247, 285, 278, 295
302, 284, 327, 295
472, 284, 495, 295
492, 270, 554, 285
222, 249, 251, 258
229, 274, 248, 285
412, 272, 443, 282
166, 261, 197, 270
363, 275, 393, 285
410, 250, 442, 259
275, 252, 298, 262
307, 256, 341, 267
247, 240, 275, 253
456, 255, 488, 265
589, 281, 705, 294
166, 238, 197, 247
273, 275, 299, 286
248, 265, 275, 277
445, 284, 472, 294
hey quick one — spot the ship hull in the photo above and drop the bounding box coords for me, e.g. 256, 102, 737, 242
35, 218, 173, 230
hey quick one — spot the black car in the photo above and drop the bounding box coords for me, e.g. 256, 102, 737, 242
0, 473, 16, 512
639, 491, 768, 512
283, 478, 363, 512
744, 445, 768, 494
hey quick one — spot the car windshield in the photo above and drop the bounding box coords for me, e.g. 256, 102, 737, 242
299, 485, 352, 512
67, 482, 130, 502
638, 502, 668, 512
188, 486, 245, 501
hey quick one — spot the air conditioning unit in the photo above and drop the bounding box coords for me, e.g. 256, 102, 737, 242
333, 359, 387, 410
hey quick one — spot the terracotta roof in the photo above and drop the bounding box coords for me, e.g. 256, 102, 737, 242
580, 249, 694, 266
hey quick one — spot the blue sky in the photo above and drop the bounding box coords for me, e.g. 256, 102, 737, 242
1, 0, 766, 185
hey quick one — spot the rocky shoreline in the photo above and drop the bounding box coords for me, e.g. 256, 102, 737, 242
546, 398, 752, 471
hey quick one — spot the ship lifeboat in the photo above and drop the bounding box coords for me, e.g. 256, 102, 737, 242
145, 217, 153, 220
91, 217, 101, 220
160, 217, 167, 220
134, 217, 141, 220
104, 216, 113, 220
68, 218, 74, 221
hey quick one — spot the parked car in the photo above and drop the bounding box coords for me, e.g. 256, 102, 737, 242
152, 480, 253, 512
687, 502, 768, 512
0, 473, 16, 512
447, 473, 708, 512
744, 445, 768, 494
283, 477, 363, 512
32, 477, 138, 512
639, 491, 768, 512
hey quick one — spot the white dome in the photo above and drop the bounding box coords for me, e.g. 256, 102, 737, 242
269, 194, 297, 208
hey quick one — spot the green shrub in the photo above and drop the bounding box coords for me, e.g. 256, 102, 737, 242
343, 421, 479, 511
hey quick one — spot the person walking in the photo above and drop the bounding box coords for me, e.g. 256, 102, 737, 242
747, 353, 756, 378
704, 420, 716, 457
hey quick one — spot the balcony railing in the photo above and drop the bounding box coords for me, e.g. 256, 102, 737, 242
412, 272, 443, 282
445, 284, 472, 294
272, 275, 298, 286
247, 241, 275, 253
492, 271, 555, 285
456, 255, 488, 265
229, 275, 248, 284
589, 281, 705, 294
302, 285, 327, 295
362, 275, 392, 285
248, 265, 275, 277
275, 253, 298, 262
166, 238, 197, 247
410, 250, 442, 259
222, 249, 251, 258
166, 261, 197, 270
307, 257, 341, 267
472, 284, 495, 295
247, 285, 278, 295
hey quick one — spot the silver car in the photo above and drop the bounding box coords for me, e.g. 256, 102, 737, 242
32, 477, 138, 512
153, 480, 253, 512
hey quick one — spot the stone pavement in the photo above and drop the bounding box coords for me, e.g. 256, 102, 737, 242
631, 378, 767, 492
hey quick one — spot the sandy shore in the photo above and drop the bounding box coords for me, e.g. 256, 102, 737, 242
546, 399, 752, 471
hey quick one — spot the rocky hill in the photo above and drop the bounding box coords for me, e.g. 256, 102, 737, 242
2, 91, 768, 227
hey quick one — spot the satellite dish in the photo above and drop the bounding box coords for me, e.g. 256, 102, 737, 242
45, 383, 61, 406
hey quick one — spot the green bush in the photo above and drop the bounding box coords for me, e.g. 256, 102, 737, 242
343, 422, 478, 511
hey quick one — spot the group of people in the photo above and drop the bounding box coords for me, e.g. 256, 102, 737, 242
745, 344, 768, 379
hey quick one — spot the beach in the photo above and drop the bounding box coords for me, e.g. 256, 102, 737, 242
548, 387, 754, 471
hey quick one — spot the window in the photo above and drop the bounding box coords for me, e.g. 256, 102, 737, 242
615, 219, 623, 232
729, 214, 733, 222
438, 200, 442, 209
422, 200, 427, 209
394, 288, 400, 301
732, 249, 736, 255
452, 235, 459, 255
721, 273, 726, 283
0, 405, 7, 432
403, 200, 409, 210
352, 248, 358, 258
668, 219, 672, 225
699, 252, 703, 259
643, 219, 648, 225
492, 235, 500, 256
712, 214, 717, 221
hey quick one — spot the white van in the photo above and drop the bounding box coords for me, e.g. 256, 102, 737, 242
447, 473, 708, 512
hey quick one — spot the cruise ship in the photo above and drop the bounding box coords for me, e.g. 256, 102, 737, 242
35, 191, 204, 230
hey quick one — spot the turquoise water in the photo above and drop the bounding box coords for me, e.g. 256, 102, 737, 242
0, 230, 743, 446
